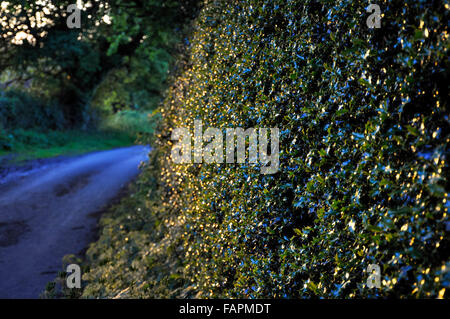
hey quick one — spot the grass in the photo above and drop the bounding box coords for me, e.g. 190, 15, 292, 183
0, 129, 136, 164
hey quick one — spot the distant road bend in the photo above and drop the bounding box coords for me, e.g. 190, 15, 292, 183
0, 145, 149, 298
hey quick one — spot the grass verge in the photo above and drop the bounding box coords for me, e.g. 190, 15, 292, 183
0, 129, 136, 164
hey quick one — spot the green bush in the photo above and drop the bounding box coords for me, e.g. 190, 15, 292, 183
80, 0, 448, 299
100, 110, 160, 136
152, 0, 449, 298
0, 89, 65, 130
0, 128, 13, 151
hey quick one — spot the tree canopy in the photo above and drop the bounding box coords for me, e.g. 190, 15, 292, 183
0, 0, 199, 125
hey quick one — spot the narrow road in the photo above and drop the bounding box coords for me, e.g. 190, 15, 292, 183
0, 145, 149, 298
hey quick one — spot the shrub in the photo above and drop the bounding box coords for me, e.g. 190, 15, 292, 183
100, 110, 160, 136
0, 89, 65, 130
153, 0, 449, 298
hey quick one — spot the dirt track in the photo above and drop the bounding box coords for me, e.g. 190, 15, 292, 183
0, 145, 149, 298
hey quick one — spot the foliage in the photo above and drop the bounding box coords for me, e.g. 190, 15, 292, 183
41, 254, 85, 299
100, 110, 161, 136
148, 0, 449, 298
0, 0, 200, 127
54, 0, 449, 299
0, 0, 106, 126
0, 90, 158, 161
0, 89, 65, 130
0, 0, 199, 163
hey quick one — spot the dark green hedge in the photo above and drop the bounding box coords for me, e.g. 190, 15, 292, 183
154, 0, 449, 298
0, 89, 66, 131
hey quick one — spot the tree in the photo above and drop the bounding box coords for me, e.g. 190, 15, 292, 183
0, 0, 200, 126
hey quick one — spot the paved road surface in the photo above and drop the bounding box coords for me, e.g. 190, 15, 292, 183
0, 145, 149, 298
